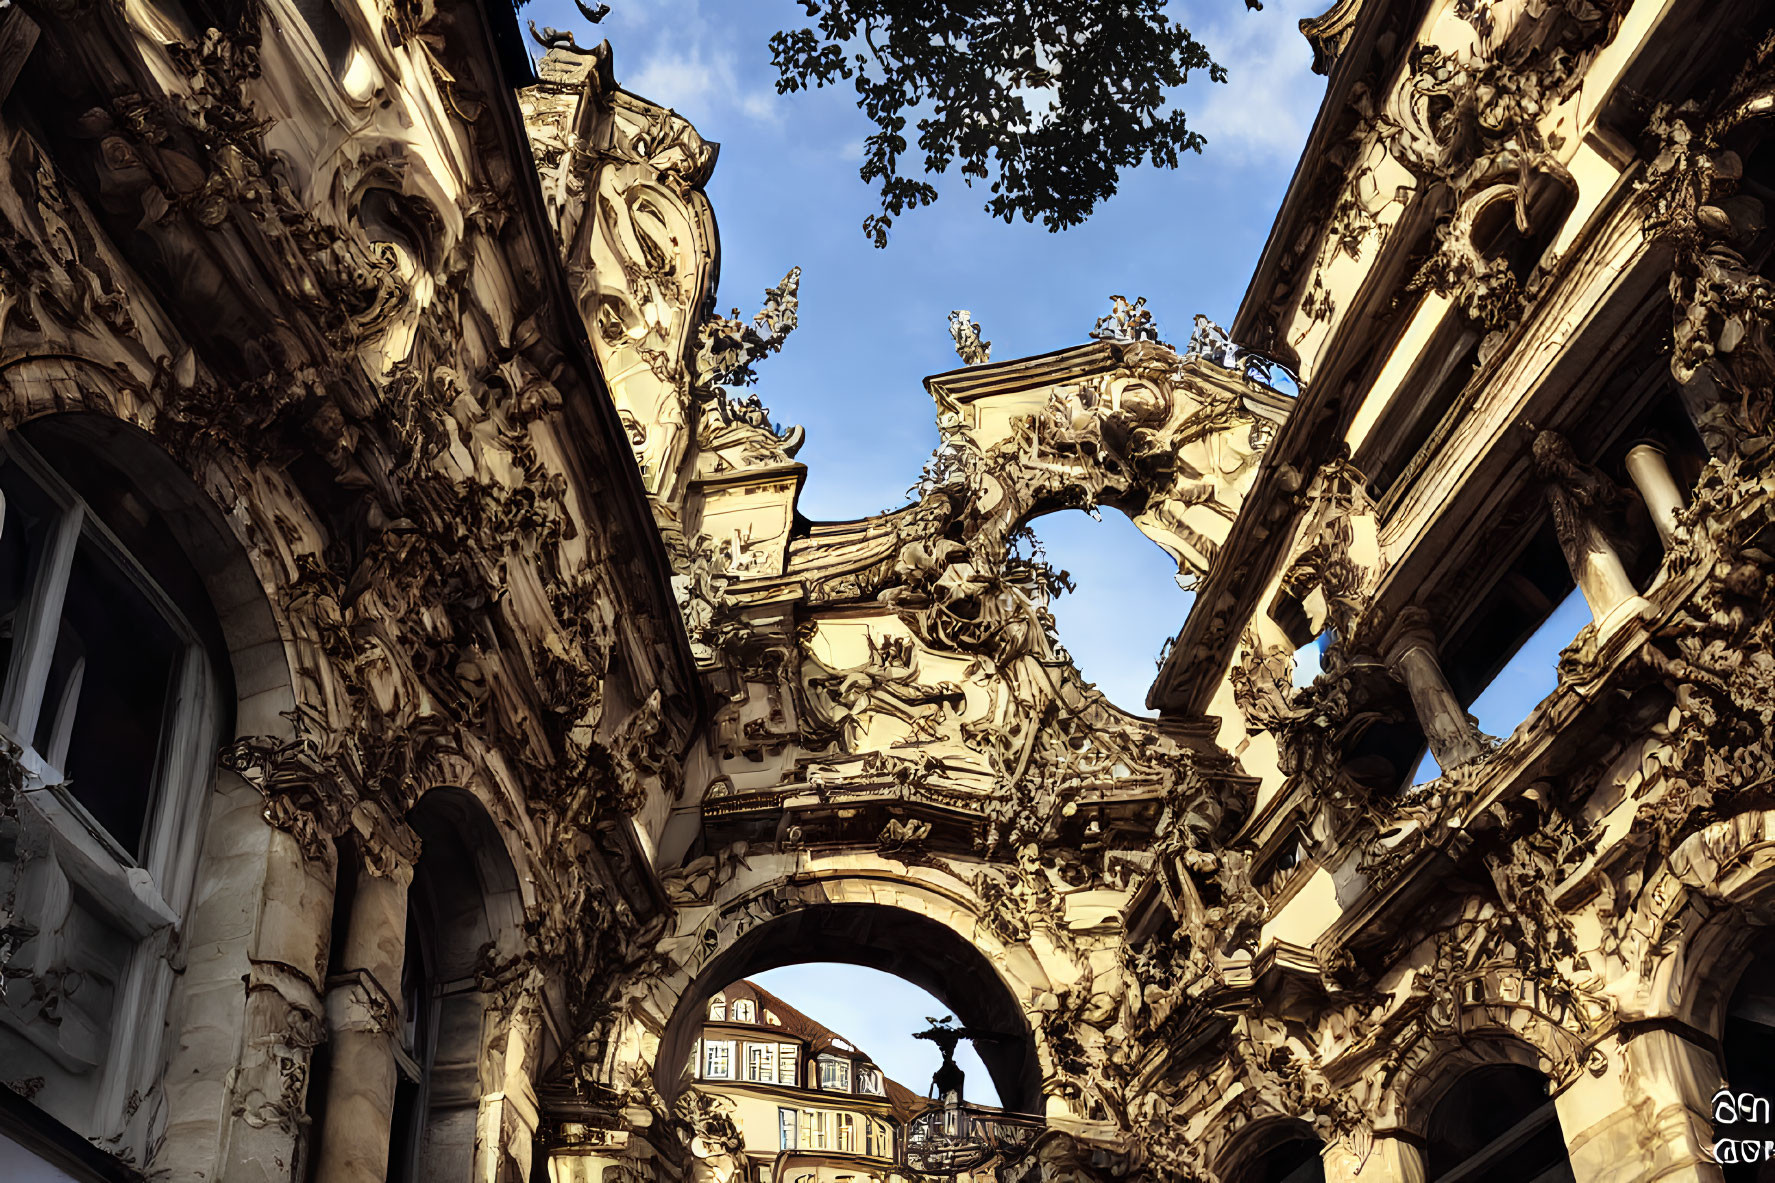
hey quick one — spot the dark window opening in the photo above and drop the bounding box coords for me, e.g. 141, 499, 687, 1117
0, 433, 205, 860
293, 0, 355, 77
1472, 175, 1577, 292
1233, 1131, 1327, 1183
44, 541, 181, 856
1722, 945, 1775, 1183
386, 905, 434, 1183
1343, 715, 1429, 798
1363, 319, 1484, 501
1425, 1063, 1573, 1183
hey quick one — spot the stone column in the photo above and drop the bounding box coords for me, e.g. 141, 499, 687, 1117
1555, 1029, 1721, 1183
1386, 609, 1483, 770
476, 981, 544, 1183
1322, 1133, 1426, 1183
1624, 441, 1686, 550
310, 856, 413, 1183
1533, 430, 1652, 635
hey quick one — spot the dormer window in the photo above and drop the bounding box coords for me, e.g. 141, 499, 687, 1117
817, 1055, 852, 1092
709, 994, 727, 1021
765, 1009, 782, 1026
734, 998, 756, 1023
857, 1066, 884, 1095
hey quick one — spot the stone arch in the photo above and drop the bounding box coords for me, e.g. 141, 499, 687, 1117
0, 376, 303, 740
1640, 810, 1775, 1035
1388, 1030, 1556, 1137
1215, 1115, 1325, 1183
922, 340, 1285, 591
1419, 1061, 1572, 1183
660, 902, 1039, 1111
629, 854, 1065, 1118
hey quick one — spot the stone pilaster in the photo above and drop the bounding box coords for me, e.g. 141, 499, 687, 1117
1556, 1029, 1722, 1183
157, 776, 336, 1183
1322, 1133, 1426, 1183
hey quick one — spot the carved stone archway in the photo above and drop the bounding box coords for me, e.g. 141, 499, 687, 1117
655, 900, 1043, 1113
602, 851, 1069, 1123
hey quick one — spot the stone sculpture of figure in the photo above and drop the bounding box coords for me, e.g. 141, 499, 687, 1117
950, 309, 992, 365
913, 1015, 1004, 1102
678, 1091, 746, 1183
1532, 429, 1624, 574
1090, 294, 1161, 343
1187, 314, 1239, 368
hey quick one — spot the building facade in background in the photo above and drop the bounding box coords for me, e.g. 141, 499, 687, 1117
688, 980, 919, 1183
1, 1, 1774, 1182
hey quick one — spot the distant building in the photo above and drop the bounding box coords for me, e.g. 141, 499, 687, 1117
690, 980, 924, 1183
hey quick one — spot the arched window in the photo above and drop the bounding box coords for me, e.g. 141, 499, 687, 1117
709, 994, 728, 1021
733, 998, 756, 1023
0, 423, 224, 1146
371, 791, 524, 1183
1425, 1064, 1573, 1183
0, 433, 215, 859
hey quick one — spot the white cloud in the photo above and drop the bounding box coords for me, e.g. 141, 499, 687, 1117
1189, 0, 1330, 168
603, 1, 783, 128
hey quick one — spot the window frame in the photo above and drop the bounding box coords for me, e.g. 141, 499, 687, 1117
866, 1117, 891, 1159
0, 435, 221, 1144
733, 998, 756, 1023
703, 1039, 734, 1080
817, 1054, 852, 1092
779, 1106, 798, 1150
0, 439, 213, 880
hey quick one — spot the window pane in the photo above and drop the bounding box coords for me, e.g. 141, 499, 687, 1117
47, 540, 180, 856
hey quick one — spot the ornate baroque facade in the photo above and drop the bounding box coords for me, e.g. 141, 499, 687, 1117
2, 1, 1774, 1182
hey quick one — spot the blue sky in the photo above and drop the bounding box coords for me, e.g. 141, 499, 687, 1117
525, 0, 1590, 1115
750, 963, 1002, 1107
